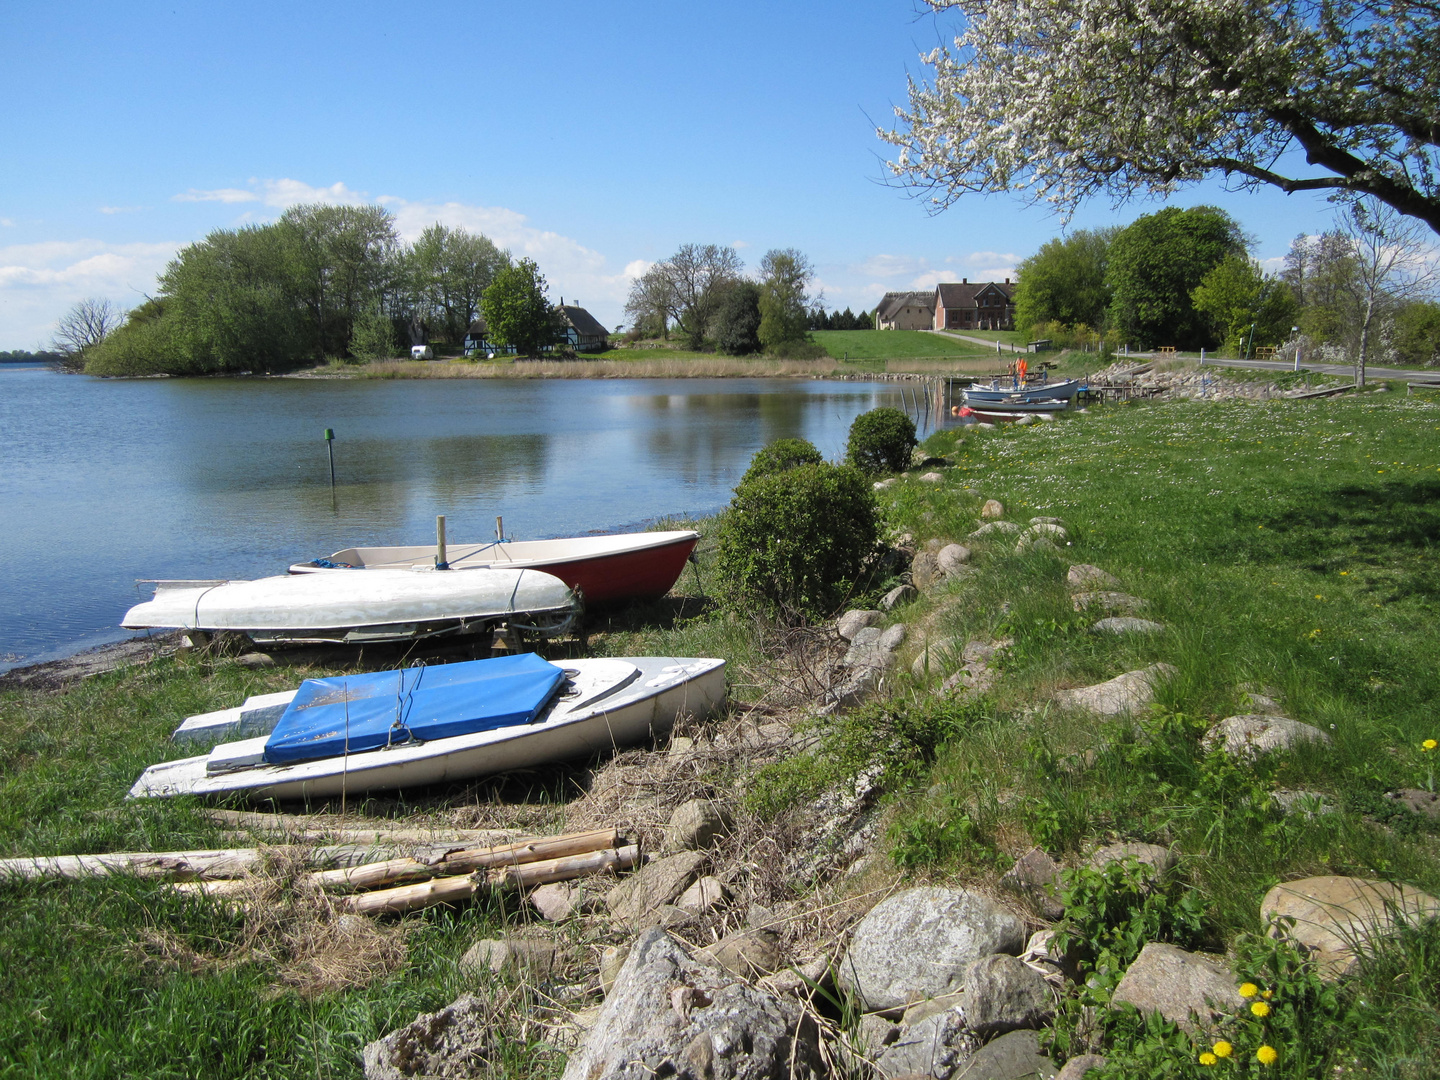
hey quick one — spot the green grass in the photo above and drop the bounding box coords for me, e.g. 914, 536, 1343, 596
811, 329, 993, 360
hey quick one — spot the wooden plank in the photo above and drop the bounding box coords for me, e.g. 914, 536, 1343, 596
0, 848, 268, 882
434, 829, 619, 872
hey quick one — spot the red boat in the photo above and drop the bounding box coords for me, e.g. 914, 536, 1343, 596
289, 530, 700, 606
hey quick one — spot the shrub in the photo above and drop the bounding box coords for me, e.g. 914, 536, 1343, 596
738, 438, 824, 487
846, 407, 917, 473
714, 460, 880, 619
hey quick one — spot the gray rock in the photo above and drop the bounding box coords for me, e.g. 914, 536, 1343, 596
1091, 616, 1165, 634
677, 875, 728, 914
969, 520, 1022, 539
959, 1029, 1058, 1079
875, 1008, 979, 1079
1260, 876, 1440, 979
837, 609, 884, 641
756, 956, 830, 999
874, 477, 898, 490
665, 799, 733, 851
1385, 788, 1440, 821
604, 850, 707, 926
1056, 1054, 1107, 1080
838, 887, 1026, 1011
882, 584, 919, 609
1014, 415, 1037, 426
1017, 523, 1070, 551
1086, 842, 1175, 881
561, 928, 821, 1080
1111, 942, 1243, 1033
981, 499, 1005, 519
912, 550, 943, 587
1054, 663, 1176, 716
901, 990, 965, 1027
937, 544, 972, 575
1071, 591, 1147, 615
1002, 847, 1064, 920
460, 937, 558, 976
363, 993, 495, 1079
920, 471, 945, 483
959, 953, 1054, 1036
1202, 715, 1332, 760
1066, 564, 1119, 591
1239, 683, 1284, 714
879, 624, 908, 651
702, 927, 783, 978
234, 652, 276, 668
530, 882, 583, 921
855, 1012, 900, 1055
1029, 517, 1065, 526
545, 1004, 602, 1055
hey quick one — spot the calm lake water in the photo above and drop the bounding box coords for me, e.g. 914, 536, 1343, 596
0, 367, 902, 670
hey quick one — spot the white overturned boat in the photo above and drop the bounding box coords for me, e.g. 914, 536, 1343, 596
121, 567, 576, 644
129, 653, 725, 801
289, 530, 700, 606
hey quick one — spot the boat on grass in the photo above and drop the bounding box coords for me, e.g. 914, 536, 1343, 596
960, 398, 1070, 422
289, 530, 700, 606
962, 377, 1083, 403
129, 651, 726, 800
121, 567, 576, 645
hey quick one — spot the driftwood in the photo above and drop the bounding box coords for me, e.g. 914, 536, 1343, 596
0, 842, 428, 882
206, 808, 529, 846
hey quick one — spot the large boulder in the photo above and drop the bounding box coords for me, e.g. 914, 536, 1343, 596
957, 953, 1054, 1036
560, 928, 821, 1080
937, 544, 972, 576
1202, 715, 1332, 760
837, 609, 883, 641
605, 850, 707, 926
1110, 942, 1244, 1033
363, 994, 496, 1079
1054, 663, 1175, 717
838, 887, 1026, 1011
1260, 876, 1440, 978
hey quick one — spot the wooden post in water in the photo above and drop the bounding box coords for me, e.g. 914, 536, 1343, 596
436, 515, 448, 569
323, 428, 335, 492
496, 516, 504, 543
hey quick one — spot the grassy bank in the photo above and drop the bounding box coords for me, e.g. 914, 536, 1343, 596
4, 394, 1439, 1076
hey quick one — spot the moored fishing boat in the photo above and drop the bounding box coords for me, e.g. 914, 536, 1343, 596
957, 398, 1070, 423
128, 652, 726, 800
962, 377, 1083, 403
121, 567, 576, 644
289, 530, 700, 606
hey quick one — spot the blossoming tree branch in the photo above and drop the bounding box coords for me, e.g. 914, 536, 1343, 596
881, 0, 1440, 237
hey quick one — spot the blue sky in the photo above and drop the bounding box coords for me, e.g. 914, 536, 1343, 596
0, 1, 1354, 350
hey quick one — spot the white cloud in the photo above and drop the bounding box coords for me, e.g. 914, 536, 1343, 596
98, 206, 147, 215
172, 178, 368, 208
0, 239, 179, 349
173, 187, 259, 204
0, 218, 14, 227
852, 254, 930, 279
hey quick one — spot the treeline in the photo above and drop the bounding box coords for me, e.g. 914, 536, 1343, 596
0, 350, 64, 364
82, 205, 514, 376
623, 244, 823, 357
1014, 201, 1440, 366
809, 307, 874, 331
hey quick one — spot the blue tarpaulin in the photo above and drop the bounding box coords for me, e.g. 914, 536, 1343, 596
263, 652, 565, 765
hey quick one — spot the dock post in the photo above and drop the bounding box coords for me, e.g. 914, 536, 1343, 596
436, 515, 448, 569
323, 428, 336, 493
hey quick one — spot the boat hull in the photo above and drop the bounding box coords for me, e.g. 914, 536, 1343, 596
963, 378, 1082, 403
128, 656, 726, 800
290, 530, 699, 605
121, 567, 575, 643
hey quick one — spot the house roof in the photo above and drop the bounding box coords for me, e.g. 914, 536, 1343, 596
935, 281, 1014, 308
560, 305, 609, 338
875, 291, 934, 321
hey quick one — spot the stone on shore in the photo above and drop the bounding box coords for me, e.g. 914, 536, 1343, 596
676, 876, 728, 915
981, 499, 1005, 519
920, 471, 945, 482
665, 799, 732, 851
561, 928, 821, 1080
460, 937, 559, 977
1001, 847, 1064, 920
881, 584, 918, 609
937, 544, 972, 576
958, 1030, 1058, 1079
1071, 591, 1147, 615
957, 953, 1055, 1036
837, 609, 883, 641
363, 994, 495, 1080
969, 520, 1022, 540
1261, 876, 1440, 978
912, 550, 942, 588
838, 887, 1026, 1011
875, 1008, 978, 1079
1066, 564, 1119, 591
1056, 1055, 1107, 1079
605, 850, 707, 926
1201, 715, 1332, 760
1054, 663, 1176, 716
1086, 842, 1175, 881
1091, 616, 1165, 634
1110, 942, 1244, 1033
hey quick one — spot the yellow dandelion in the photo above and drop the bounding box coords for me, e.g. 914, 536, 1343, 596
1213, 1041, 1233, 1059
1252, 1001, 1271, 1017
1239, 982, 1259, 998
1257, 1045, 1278, 1065
1423, 739, 1438, 751
1199, 1051, 1218, 1066
1262, 989, 1273, 1000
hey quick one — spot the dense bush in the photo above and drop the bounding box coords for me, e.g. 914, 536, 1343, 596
845, 407, 917, 473
738, 438, 824, 487
714, 460, 880, 620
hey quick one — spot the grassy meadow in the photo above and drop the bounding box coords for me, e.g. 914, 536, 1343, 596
3, 390, 1439, 1077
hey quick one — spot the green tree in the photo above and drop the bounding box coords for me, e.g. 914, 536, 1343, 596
407, 224, 509, 344
882, 0, 1440, 237
757, 248, 814, 351
846, 407, 918, 474
280, 203, 399, 360
739, 437, 824, 486
481, 258, 557, 357
1284, 231, 1358, 345
1105, 206, 1247, 349
1192, 256, 1298, 355
1013, 228, 1116, 335
1394, 301, 1440, 368
627, 244, 743, 349
712, 281, 762, 355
